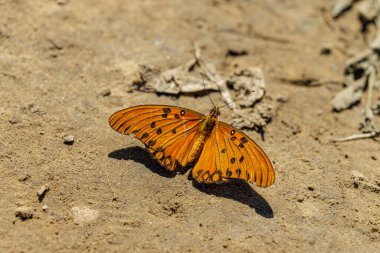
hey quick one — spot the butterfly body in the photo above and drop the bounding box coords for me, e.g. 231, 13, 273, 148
109, 105, 275, 187
187, 107, 219, 164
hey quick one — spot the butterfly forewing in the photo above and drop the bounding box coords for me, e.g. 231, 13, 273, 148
109, 105, 205, 170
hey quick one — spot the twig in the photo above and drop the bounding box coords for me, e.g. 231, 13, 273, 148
332, 131, 380, 142
363, 54, 377, 130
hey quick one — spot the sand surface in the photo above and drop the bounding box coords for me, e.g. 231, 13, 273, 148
1, 0, 379, 252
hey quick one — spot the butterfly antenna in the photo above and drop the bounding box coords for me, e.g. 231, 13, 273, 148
200, 73, 216, 107
218, 89, 256, 109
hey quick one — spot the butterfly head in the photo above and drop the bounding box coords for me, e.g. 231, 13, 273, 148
210, 107, 221, 118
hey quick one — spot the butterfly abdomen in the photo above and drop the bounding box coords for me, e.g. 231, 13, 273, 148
187, 116, 216, 164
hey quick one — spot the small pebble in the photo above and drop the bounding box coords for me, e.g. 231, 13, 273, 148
37, 185, 50, 201
100, 89, 111, 97
226, 48, 248, 57
320, 47, 332, 55
276, 95, 288, 103
71, 206, 99, 225
15, 206, 33, 220
9, 117, 19, 125
63, 134, 74, 145
17, 172, 30, 182
351, 170, 366, 180
42, 205, 48, 211
56, 0, 69, 5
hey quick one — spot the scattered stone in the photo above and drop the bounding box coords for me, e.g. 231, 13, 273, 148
100, 88, 111, 97
9, 117, 19, 125
42, 205, 48, 212
17, 171, 30, 182
351, 170, 366, 180
63, 134, 74, 145
308, 186, 315, 191
351, 170, 380, 192
226, 48, 248, 57
71, 206, 99, 225
56, 0, 69, 5
276, 95, 288, 103
352, 170, 366, 187
48, 38, 64, 50
37, 185, 50, 202
320, 47, 332, 55
297, 195, 305, 203
15, 206, 33, 220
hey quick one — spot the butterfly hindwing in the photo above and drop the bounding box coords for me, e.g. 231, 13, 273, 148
109, 105, 204, 170
192, 121, 275, 187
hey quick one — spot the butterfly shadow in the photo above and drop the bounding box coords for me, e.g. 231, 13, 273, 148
108, 146, 177, 178
191, 177, 274, 218
108, 147, 273, 218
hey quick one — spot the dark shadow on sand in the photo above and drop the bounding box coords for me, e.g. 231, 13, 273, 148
108, 146, 273, 218
108, 146, 176, 178
191, 177, 273, 218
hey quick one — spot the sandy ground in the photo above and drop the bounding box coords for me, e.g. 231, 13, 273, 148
1, 0, 379, 252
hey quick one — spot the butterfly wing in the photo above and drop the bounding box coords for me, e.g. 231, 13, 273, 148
192, 121, 275, 187
109, 105, 205, 170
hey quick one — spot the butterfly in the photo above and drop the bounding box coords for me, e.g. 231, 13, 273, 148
109, 105, 275, 187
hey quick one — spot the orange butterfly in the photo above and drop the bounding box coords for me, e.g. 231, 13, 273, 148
109, 105, 275, 187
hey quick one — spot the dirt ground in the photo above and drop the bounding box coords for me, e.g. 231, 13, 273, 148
1, 0, 379, 252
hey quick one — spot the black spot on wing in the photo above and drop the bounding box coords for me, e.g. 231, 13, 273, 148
236, 168, 241, 177
163, 108, 171, 113
151, 122, 155, 128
